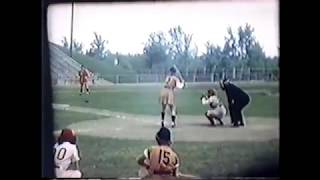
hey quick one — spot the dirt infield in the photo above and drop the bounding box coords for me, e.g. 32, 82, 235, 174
53, 104, 279, 142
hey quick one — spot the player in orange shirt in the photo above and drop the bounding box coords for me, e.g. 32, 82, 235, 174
137, 127, 198, 179
78, 65, 90, 95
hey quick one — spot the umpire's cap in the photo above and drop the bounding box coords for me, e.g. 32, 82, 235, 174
156, 127, 172, 144
219, 78, 230, 90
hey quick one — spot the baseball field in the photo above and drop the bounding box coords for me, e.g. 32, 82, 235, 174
52, 82, 279, 178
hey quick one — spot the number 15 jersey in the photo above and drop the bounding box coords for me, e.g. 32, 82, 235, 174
144, 145, 180, 175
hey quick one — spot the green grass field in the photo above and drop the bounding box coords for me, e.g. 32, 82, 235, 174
53, 84, 278, 118
52, 83, 279, 178
77, 136, 278, 178
53, 110, 107, 130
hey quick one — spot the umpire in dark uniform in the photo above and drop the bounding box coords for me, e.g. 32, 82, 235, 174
219, 79, 250, 127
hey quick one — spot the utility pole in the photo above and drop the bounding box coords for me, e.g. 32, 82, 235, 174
70, 1, 74, 57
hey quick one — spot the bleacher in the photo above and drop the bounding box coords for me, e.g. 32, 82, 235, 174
49, 42, 113, 86
49, 43, 81, 79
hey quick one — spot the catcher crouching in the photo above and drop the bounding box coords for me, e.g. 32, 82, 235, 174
201, 89, 227, 126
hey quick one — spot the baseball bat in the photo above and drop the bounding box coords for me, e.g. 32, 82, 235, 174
173, 64, 185, 89
173, 64, 184, 81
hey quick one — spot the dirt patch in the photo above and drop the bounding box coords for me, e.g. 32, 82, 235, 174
54, 105, 279, 142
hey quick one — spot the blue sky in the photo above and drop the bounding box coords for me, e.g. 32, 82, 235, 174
47, 0, 279, 57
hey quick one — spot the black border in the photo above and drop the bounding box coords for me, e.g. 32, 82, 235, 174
38, 0, 288, 179
42, 0, 55, 177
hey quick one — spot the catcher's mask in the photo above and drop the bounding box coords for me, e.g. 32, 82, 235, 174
58, 128, 77, 145
208, 89, 217, 96
169, 67, 176, 74
156, 127, 172, 145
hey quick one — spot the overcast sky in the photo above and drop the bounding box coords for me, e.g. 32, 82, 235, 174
47, 0, 279, 57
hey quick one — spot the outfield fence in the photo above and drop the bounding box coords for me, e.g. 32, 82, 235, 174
51, 67, 279, 86
100, 67, 279, 84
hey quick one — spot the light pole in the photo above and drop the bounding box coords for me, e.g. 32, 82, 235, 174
70, 1, 74, 57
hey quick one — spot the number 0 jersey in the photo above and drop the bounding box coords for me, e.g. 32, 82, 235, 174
54, 142, 80, 170
143, 145, 180, 175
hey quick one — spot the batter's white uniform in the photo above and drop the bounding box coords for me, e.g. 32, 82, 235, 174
202, 95, 227, 120
54, 142, 82, 178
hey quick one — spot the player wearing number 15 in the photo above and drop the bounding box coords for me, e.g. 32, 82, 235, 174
53, 128, 82, 178
137, 127, 180, 178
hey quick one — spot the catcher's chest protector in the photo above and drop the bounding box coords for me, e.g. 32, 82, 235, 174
149, 146, 179, 174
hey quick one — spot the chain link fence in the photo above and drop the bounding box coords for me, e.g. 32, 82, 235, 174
99, 68, 279, 84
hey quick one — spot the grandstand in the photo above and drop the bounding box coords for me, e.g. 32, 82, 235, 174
49, 42, 113, 86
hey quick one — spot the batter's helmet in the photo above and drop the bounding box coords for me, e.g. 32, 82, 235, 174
58, 128, 77, 145
169, 67, 176, 74
156, 127, 172, 145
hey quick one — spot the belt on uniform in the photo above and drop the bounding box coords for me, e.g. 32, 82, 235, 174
153, 170, 173, 175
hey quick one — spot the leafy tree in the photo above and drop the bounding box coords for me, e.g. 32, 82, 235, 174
202, 41, 224, 73
61, 36, 69, 49
86, 32, 108, 60
221, 27, 238, 69
72, 40, 84, 55
61, 37, 84, 55
168, 25, 195, 71
143, 32, 171, 71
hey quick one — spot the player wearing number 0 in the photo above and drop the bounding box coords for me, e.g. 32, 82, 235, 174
53, 128, 82, 178
159, 67, 184, 128
137, 127, 197, 179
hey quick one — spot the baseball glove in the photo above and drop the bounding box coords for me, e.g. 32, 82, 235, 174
200, 94, 207, 100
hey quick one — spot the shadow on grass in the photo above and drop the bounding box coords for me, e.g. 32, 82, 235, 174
187, 122, 236, 128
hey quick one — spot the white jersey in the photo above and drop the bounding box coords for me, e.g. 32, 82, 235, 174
165, 75, 183, 90
54, 142, 80, 171
202, 95, 227, 120
202, 95, 220, 108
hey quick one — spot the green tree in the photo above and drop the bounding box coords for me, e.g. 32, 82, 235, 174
86, 32, 108, 60
61, 36, 69, 49
61, 37, 84, 55
237, 23, 266, 68
72, 39, 84, 55
143, 32, 171, 71
203, 41, 224, 73
168, 25, 195, 71
237, 24, 256, 61
246, 42, 266, 68
221, 27, 238, 69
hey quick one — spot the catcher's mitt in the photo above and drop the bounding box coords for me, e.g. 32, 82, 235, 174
200, 94, 207, 100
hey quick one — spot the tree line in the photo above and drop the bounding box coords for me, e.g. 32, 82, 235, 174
61, 23, 278, 73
